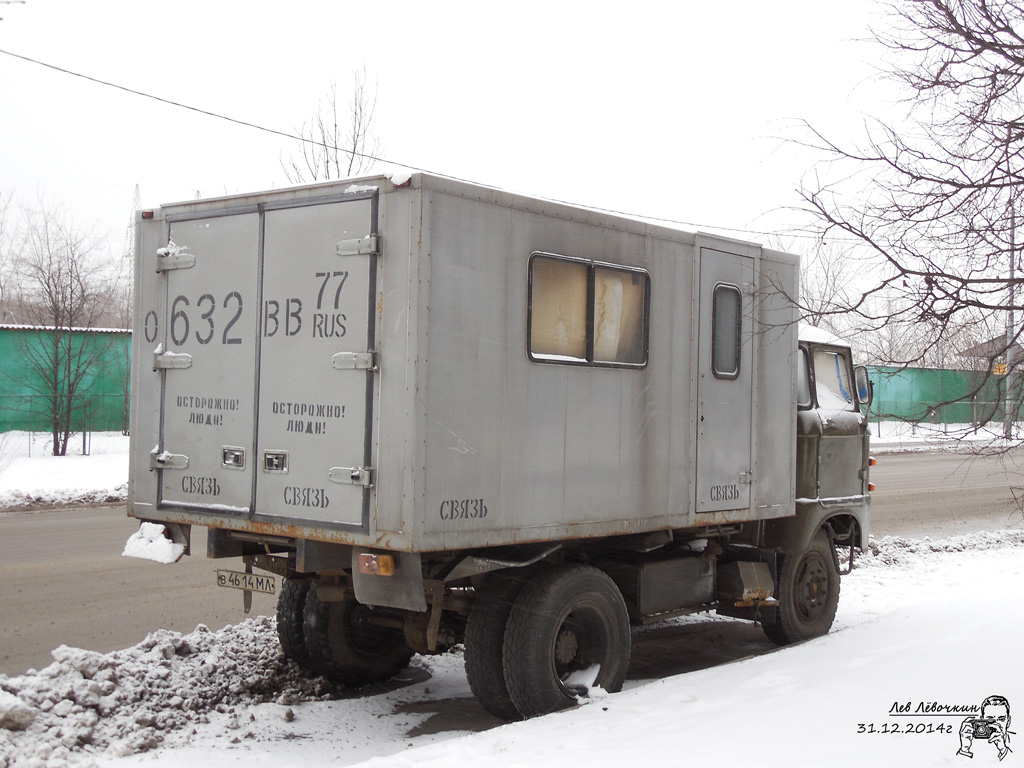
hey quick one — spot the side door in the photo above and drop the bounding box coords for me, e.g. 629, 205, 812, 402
695, 247, 755, 514
253, 195, 378, 529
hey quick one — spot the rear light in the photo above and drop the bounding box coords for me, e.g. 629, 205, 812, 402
869, 456, 877, 466
869, 483, 876, 492
358, 552, 395, 576
141, 210, 154, 219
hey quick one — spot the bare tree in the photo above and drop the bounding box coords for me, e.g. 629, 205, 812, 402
798, 0, 1024, 433
0, 190, 13, 316
9, 202, 119, 455
282, 69, 381, 184
796, 241, 860, 331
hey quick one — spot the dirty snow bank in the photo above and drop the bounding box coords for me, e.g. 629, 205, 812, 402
0, 620, 349, 768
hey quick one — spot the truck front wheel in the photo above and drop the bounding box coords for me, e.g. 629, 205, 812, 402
502, 565, 630, 718
763, 529, 840, 646
303, 585, 415, 687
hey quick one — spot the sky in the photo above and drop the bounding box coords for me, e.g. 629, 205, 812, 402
0, 0, 894, 261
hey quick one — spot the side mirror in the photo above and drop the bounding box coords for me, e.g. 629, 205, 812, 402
855, 365, 873, 408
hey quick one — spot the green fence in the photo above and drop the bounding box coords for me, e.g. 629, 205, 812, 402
866, 365, 1020, 425
0, 326, 131, 433
0, 330, 1014, 433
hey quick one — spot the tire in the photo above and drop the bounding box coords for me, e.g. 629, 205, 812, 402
502, 565, 631, 718
302, 585, 415, 687
763, 530, 840, 646
276, 578, 310, 666
464, 572, 530, 720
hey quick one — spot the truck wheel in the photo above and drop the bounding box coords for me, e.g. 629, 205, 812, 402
502, 565, 630, 718
464, 572, 530, 720
303, 585, 415, 687
763, 529, 840, 646
276, 578, 310, 666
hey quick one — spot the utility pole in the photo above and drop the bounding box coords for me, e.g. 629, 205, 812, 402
1006, 126, 1017, 440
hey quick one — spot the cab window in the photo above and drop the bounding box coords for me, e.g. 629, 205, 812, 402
811, 348, 857, 411
797, 347, 812, 408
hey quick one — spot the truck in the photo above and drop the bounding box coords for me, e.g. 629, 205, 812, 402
127, 172, 872, 719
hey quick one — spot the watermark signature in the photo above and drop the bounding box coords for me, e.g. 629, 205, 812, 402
858, 695, 1013, 761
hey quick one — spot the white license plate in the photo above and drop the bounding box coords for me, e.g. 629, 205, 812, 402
216, 569, 276, 595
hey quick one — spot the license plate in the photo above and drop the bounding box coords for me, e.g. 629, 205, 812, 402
216, 569, 276, 595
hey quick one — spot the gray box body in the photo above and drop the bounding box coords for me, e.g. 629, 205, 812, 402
129, 174, 799, 553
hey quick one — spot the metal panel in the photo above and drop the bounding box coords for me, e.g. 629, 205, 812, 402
251, 196, 376, 528
254, 197, 377, 528
158, 212, 261, 514
695, 248, 755, 513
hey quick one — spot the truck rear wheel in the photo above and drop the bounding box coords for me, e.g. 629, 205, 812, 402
303, 585, 415, 687
276, 578, 310, 666
502, 565, 630, 718
464, 572, 530, 720
763, 530, 840, 646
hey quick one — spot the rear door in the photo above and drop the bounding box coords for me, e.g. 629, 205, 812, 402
153, 193, 378, 530
254, 196, 378, 528
157, 211, 261, 514
695, 248, 755, 513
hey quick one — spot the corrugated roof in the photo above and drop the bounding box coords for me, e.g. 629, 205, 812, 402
0, 324, 131, 334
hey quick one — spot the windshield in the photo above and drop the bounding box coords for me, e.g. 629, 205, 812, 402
811, 348, 857, 411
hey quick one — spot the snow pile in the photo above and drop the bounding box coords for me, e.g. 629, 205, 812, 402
859, 528, 1024, 568
121, 523, 184, 564
0, 619, 350, 767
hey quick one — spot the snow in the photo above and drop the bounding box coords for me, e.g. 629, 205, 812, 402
388, 171, 413, 187
1, 437, 1023, 768
121, 523, 184, 565
0, 432, 128, 510
799, 323, 851, 348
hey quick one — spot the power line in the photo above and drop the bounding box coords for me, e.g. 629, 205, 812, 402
0, 46, 826, 243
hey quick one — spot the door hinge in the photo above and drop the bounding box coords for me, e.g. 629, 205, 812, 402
153, 350, 193, 370
150, 448, 190, 470
329, 466, 375, 487
155, 243, 196, 272
336, 235, 380, 257
331, 351, 377, 371
739, 471, 753, 485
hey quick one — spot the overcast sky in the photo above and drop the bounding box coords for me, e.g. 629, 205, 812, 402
0, 0, 892, 257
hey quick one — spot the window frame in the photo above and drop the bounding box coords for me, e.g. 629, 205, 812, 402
710, 282, 742, 380
527, 251, 651, 369
810, 345, 858, 412
797, 346, 813, 409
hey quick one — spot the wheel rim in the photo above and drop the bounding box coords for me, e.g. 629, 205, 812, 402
794, 552, 830, 624
551, 601, 611, 694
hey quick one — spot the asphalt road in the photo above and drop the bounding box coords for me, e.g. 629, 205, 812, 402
0, 507, 276, 677
1, 447, 1021, 678
870, 446, 1024, 537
